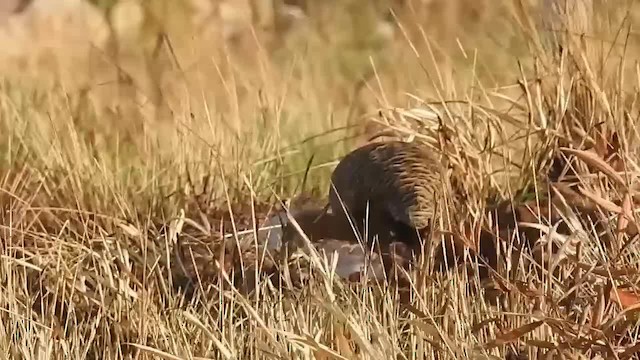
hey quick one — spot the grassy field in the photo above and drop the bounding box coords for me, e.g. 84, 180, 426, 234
0, 0, 639, 358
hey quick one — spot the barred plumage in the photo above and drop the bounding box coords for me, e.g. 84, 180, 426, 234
329, 141, 445, 246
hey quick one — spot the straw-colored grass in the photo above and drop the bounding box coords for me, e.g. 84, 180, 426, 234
0, 0, 639, 358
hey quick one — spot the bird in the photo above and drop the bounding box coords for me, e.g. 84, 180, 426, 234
162, 214, 282, 296
167, 204, 413, 293
328, 140, 448, 253
279, 202, 359, 248
278, 205, 413, 284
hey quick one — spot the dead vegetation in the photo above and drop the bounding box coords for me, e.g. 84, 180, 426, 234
0, 0, 639, 359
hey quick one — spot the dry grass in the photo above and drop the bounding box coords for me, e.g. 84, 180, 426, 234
0, 0, 640, 359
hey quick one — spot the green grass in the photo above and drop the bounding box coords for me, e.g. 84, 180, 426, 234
0, 0, 639, 358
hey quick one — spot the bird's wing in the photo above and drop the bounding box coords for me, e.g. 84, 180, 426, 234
314, 239, 412, 281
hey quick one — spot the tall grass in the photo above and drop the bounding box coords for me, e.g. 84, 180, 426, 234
0, 0, 639, 358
